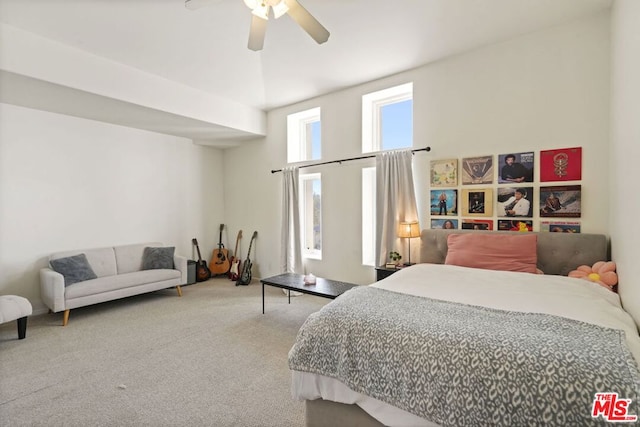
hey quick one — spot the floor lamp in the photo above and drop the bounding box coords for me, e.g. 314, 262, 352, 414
398, 221, 420, 266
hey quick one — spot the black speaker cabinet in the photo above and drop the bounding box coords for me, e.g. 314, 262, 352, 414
186, 260, 197, 285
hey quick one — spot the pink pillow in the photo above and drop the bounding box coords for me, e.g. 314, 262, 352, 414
445, 234, 538, 274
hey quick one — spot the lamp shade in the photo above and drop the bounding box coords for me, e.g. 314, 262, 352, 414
398, 221, 420, 238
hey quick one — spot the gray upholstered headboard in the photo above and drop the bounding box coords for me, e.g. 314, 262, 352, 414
420, 229, 609, 276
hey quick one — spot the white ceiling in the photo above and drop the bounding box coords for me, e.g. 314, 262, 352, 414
0, 0, 612, 140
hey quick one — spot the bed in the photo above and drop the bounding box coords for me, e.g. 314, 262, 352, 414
288, 229, 640, 427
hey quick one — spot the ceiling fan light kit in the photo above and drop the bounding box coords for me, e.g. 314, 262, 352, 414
186, 0, 329, 51
271, 1, 290, 19
245, 0, 289, 19
251, 3, 270, 20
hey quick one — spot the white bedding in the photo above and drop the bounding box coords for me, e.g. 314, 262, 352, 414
291, 263, 640, 426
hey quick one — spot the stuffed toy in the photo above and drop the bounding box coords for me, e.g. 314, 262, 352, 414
568, 261, 618, 290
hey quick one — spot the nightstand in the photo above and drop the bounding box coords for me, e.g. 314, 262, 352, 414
375, 266, 399, 281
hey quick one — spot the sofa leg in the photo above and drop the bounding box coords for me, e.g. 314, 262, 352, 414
62, 309, 70, 327
176, 285, 182, 297
17, 316, 28, 339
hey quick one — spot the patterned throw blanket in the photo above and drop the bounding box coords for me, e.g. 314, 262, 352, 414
288, 286, 640, 426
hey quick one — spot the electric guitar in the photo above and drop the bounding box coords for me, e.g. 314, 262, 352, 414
236, 231, 257, 286
209, 224, 231, 276
192, 238, 211, 282
228, 230, 243, 281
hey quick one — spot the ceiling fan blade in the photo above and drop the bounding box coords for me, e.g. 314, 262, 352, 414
248, 15, 268, 51
185, 0, 224, 11
284, 0, 330, 45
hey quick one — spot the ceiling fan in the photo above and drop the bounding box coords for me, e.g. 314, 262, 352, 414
185, 0, 330, 51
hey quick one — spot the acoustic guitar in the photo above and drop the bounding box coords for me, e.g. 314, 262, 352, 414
192, 238, 211, 282
228, 230, 243, 281
210, 224, 231, 276
236, 231, 257, 286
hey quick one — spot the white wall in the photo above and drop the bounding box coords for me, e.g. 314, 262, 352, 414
0, 10, 618, 314
610, 0, 640, 326
0, 103, 225, 313
223, 11, 611, 285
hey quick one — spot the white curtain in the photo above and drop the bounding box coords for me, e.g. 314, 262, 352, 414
280, 166, 303, 274
376, 150, 419, 266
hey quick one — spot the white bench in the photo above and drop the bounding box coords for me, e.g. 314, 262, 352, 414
0, 295, 32, 339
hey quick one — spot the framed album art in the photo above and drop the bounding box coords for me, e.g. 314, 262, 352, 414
461, 155, 493, 185
540, 147, 582, 182
431, 218, 458, 229
460, 188, 493, 217
461, 219, 494, 230
539, 185, 581, 218
430, 189, 458, 216
497, 152, 534, 184
496, 187, 534, 218
498, 220, 533, 232
540, 221, 581, 233
430, 159, 458, 187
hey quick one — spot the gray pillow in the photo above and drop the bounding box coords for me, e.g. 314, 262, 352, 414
50, 253, 98, 287
142, 247, 175, 270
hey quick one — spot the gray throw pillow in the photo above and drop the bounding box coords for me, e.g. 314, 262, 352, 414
142, 247, 175, 270
50, 253, 98, 287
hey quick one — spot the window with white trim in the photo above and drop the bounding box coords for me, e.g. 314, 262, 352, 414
362, 83, 413, 153
362, 167, 376, 266
300, 173, 322, 259
287, 107, 321, 163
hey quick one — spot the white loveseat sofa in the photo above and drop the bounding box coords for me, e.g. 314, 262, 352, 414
40, 242, 187, 326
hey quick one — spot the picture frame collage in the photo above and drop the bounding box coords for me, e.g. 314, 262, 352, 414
429, 147, 583, 232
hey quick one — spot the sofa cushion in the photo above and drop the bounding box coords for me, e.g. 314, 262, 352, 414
50, 254, 98, 286
142, 247, 175, 270
114, 242, 162, 274
50, 247, 117, 278
65, 269, 181, 299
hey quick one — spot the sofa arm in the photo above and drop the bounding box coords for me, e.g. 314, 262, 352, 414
174, 255, 188, 284
40, 268, 66, 313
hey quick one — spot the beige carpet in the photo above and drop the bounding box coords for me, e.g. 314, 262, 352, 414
0, 278, 327, 427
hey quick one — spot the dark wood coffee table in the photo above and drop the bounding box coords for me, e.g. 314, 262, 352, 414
260, 273, 359, 313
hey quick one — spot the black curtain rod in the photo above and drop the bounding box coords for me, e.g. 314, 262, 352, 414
270, 146, 431, 173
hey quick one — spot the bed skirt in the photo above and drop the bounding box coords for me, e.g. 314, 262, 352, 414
305, 399, 384, 427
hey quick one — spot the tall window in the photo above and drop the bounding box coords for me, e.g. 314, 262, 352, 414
362, 83, 413, 153
287, 107, 321, 163
361, 83, 412, 265
300, 173, 322, 259
362, 167, 376, 266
